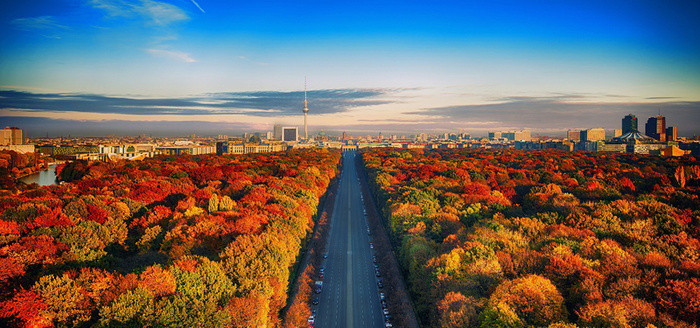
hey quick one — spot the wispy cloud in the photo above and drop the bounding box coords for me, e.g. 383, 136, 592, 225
139, 0, 189, 26
190, 0, 206, 14
146, 49, 197, 62
409, 96, 700, 134
0, 89, 394, 117
10, 16, 68, 38
89, 0, 189, 26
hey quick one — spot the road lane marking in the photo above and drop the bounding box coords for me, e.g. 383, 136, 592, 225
346, 178, 354, 328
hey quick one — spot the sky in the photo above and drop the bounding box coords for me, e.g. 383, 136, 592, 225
1, 0, 699, 137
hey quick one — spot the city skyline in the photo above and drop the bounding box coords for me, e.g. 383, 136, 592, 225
1, 0, 699, 137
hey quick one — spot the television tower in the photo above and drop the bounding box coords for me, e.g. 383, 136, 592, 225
303, 77, 309, 141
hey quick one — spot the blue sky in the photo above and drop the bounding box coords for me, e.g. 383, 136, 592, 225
1, 0, 699, 137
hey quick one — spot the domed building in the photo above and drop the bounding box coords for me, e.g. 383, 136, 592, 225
609, 129, 667, 154
611, 129, 655, 143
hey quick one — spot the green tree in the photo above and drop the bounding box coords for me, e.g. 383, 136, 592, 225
99, 287, 154, 327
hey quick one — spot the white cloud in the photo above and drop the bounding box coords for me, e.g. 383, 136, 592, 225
146, 49, 197, 62
89, 0, 189, 26
139, 0, 189, 26
190, 0, 206, 14
10, 16, 68, 38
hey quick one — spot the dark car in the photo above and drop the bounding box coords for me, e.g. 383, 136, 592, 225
377, 280, 383, 288
312, 298, 319, 305
375, 271, 381, 277
315, 287, 322, 294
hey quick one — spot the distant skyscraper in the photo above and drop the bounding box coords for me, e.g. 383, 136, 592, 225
303, 77, 309, 141
568, 130, 581, 142
1, 127, 23, 145
273, 124, 283, 141
282, 127, 298, 142
622, 114, 638, 134
645, 115, 666, 142
582, 128, 605, 142
614, 129, 622, 137
666, 126, 677, 141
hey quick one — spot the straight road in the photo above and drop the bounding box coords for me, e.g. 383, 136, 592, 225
314, 150, 386, 328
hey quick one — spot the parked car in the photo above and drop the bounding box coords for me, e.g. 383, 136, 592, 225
312, 298, 319, 305
377, 280, 383, 288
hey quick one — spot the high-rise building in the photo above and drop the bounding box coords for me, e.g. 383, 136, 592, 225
622, 114, 638, 134
494, 130, 531, 141
303, 78, 309, 141
488, 131, 502, 140
645, 115, 666, 142
582, 128, 605, 142
216, 141, 228, 156
282, 127, 298, 142
666, 126, 677, 141
567, 130, 581, 141
614, 129, 622, 137
273, 124, 283, 141
1, 127, 24, 145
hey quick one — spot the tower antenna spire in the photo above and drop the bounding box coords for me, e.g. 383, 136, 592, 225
303, 77, 309, 141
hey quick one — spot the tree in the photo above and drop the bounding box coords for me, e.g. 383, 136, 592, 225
33, 274, 92, 326
480, 275, 567, 328
655, 278, 700, 323
208, 194, 220, 213
437, 291, 482, 328
98, 287, 155, 327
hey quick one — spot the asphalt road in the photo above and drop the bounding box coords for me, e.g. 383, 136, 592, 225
314, 150, 386, 328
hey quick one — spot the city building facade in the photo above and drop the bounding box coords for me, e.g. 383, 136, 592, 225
645, 115, 666, 142
282, 127, 298, 142
1, 127, 24, 146
622, 114, 638, 134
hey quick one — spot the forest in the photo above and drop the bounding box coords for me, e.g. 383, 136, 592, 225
363, 148, 700, 328
0, 149, 340, 327
0, 150, 45, 192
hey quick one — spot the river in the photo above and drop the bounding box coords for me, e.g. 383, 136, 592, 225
21, 164, 59, 186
